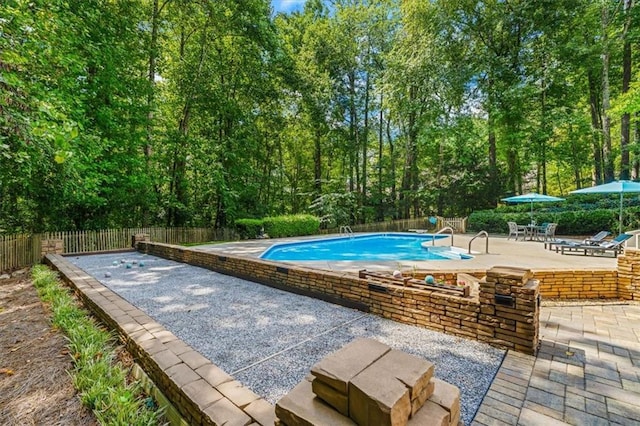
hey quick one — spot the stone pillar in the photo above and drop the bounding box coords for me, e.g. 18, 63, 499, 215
131, 233, 150, 248
618, 248, 640, 300
41, 239, 64, 257
479, 266, 540, 355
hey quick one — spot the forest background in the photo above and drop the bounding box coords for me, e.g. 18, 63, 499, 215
1, 0, 639, 233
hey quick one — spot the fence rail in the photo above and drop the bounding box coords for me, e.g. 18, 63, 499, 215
1, 227, 237, 273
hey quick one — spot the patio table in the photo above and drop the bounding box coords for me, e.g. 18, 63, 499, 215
524, 224, 546, 241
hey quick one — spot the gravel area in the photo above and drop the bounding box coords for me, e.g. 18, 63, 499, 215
69, 252, 505, 424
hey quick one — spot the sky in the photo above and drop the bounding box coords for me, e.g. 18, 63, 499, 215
271, 0, 306, 14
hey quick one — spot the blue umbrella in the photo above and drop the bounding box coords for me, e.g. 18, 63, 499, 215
570, 180, 640, 234
501, 192, 565, 222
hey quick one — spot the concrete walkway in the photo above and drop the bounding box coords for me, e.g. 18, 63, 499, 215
472, 303, 640, 425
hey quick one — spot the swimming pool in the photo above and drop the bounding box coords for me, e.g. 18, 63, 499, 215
259, 233, 473, 261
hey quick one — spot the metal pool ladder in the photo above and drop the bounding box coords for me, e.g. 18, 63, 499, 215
431, 226, 454, 246
468, 230, 489, 254
339, 225, 353, 237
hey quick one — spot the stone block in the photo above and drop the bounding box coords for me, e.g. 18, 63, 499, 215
408, 400, 449, 426
275, 378, 355, 426
312, 378, 349, 416
203, 397, 252, 426
310, 338, 390, 394
244, 399, 277, 426
372, 349, 435, 402
411, 379, 435, 417
348, 357, 412, 426
217, 380, 261, 409
429, 378, 460, 425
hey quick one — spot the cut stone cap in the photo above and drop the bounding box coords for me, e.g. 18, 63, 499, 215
310, 338, 391, 394
348, 356, 412, 426
486, 266, 533, 282
275, 377, 355, 426
370, 349, 435, 401
408, 400, 450, 426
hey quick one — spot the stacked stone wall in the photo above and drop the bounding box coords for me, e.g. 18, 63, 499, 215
44, 254, 275, 426
618, 248, 640, 300
41, 239, 64, 257
533, 270, 618, 299
138, 242, 540, 354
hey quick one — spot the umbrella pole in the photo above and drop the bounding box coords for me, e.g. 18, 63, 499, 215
620, 192, 623, 234
530, 201, 534, 224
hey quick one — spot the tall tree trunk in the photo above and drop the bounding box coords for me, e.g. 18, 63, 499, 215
387, 117, 397, 220
601, 4, 615, 182
348, 72, 356, 198
361, 71, 370, 224
587, 70, 603, 185
146, 0, 170, 159
620, 0, 633, 180
487, 76, 498, 206
539, 69, 548, 193
314, 129, 322, 195
400, 86, 419, 219
377, 93, 384, 221
634, 113, 640, 179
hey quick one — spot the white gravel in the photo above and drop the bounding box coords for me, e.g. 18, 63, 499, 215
69, 252, 505, 424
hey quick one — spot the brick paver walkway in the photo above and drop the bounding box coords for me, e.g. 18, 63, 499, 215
473, 303, 640, 425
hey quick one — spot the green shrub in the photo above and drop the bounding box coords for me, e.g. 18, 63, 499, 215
468, 209, 617, 235
234, 218, 264, 239
262, 214, 320, 238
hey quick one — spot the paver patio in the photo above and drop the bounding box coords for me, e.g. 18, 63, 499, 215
473, 303, 640, 425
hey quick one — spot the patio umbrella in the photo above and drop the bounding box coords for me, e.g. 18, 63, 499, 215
570, 180, 640, 234
501, 192, 565, 223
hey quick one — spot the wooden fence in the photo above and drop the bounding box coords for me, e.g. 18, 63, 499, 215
0, 227, 237, 273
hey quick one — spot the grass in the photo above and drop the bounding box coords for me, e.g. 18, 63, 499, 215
31, 265, 164, 425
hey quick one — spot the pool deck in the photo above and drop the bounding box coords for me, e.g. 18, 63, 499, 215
195, 232, 620, 274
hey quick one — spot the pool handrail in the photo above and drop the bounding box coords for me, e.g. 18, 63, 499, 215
339, 225, 354, 237
468, 230, 489, 254
433, 226, 454, 246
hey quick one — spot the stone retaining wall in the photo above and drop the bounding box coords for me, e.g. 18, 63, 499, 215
533, 270, 619, 299
138, 241, 540, 355
44, 254, 276, 426
618, 248, 640, 300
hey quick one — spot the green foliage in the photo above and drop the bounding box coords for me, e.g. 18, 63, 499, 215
234, 218, 264, 239
263, 214, 320, 238
30, 265, 163, 425
468, 208, 617, 235
1, 0, 638, 233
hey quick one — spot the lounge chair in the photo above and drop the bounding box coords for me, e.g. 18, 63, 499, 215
545, 230, 610, 251
560, 233, 632, 257
507, 221, 527, 241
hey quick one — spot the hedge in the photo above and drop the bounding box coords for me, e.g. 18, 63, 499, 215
262, 214, 320, 238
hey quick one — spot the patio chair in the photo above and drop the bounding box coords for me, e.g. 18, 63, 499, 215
507, 221, 526, 241
545, 230, 610, 251
560, 233, 632, 257
538, 223, 557, 242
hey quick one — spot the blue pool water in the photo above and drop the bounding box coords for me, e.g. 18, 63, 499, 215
260, 233, 473, 261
